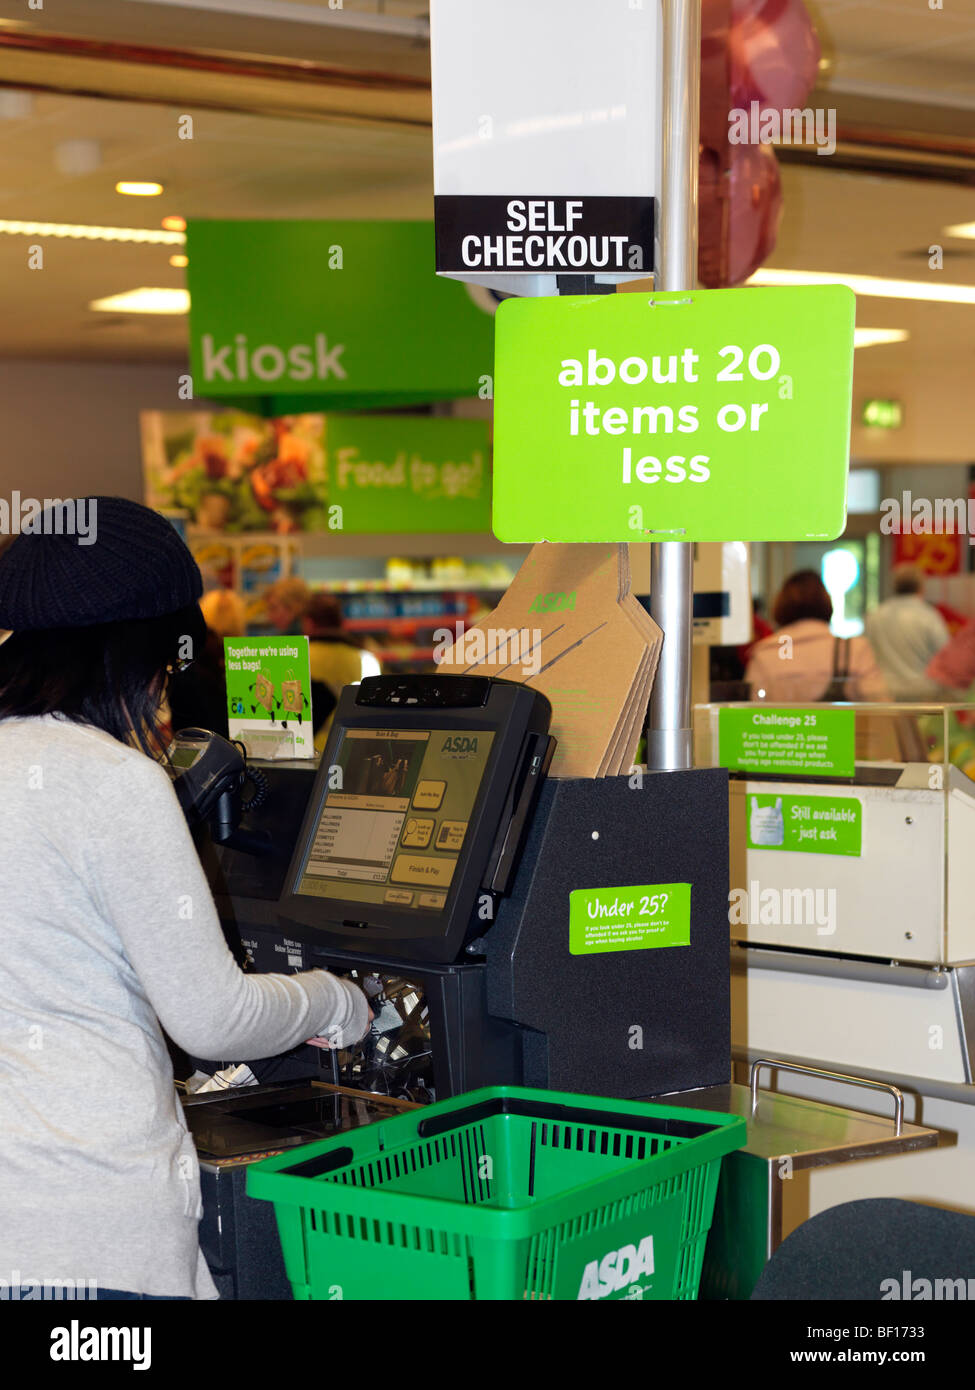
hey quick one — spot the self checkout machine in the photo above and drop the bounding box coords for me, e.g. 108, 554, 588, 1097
178, 674, 731, 1295
695, 700, 969, 1229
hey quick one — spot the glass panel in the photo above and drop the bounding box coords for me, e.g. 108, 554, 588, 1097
694, 701, 975, 787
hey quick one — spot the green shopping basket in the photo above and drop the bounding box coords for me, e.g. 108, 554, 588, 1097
247, 1085, 745, 1301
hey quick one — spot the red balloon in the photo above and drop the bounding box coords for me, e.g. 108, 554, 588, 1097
697, 147, 725, 290
729, 0, 820, 113
698, 142, 783, 288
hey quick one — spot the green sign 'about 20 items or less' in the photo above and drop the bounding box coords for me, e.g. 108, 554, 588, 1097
569, 883, 690, 955
719, 707, 856, 778
492, 285, 856, 543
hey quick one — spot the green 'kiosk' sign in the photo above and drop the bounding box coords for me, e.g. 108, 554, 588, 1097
492, 285, 855, 542
186, 221, 495, 410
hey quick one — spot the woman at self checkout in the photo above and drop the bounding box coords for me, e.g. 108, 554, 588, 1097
0, 498, 370, 1301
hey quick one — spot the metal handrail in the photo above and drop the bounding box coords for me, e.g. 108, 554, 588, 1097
750, 1057, 904, 1136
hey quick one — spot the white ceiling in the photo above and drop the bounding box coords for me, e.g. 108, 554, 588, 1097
0, 91, 972, 363
0, 93, 434, 358
809, 0, 975, 109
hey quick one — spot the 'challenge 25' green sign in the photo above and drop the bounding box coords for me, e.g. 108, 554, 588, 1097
492, 285, 855, 542
719, 707, 855, 778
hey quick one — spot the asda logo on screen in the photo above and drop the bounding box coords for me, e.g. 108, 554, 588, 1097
200, 332, 347, 383
441, 736, 479, 756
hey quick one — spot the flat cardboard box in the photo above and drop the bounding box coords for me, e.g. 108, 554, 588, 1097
437, 543, 661, 778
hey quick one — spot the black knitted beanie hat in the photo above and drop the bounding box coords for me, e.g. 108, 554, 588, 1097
0, 497, 202, 631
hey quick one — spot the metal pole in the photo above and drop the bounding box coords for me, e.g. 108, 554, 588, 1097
648, 0, 701, 771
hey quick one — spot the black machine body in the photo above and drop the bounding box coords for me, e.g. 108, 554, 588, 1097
194, 675, 730, 1106
278, 674, 554, 965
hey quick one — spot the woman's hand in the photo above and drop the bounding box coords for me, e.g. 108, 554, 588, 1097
306, 1006, 373, 1049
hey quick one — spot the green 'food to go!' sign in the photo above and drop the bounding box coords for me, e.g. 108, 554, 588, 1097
569, 883, 690, 955
492, 285, 855, 542
719, 707, 855, 778
748, 793, 862, 856
326, 415, 490, 533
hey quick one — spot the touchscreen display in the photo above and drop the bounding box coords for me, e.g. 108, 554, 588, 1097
296, 727, 495, 912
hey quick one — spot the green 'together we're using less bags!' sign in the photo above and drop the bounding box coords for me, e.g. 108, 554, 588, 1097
492, 285, 856, 543
225, 636, 315, 760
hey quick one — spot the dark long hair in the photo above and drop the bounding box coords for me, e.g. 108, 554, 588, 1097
0, 605, 206, 757
772, 570, 833, 628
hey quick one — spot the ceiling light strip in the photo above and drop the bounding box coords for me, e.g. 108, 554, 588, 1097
854, 328, 910, 348
0, 220, 185, 244
749, 267, 975, 306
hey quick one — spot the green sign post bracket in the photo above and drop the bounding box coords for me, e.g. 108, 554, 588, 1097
492, 284, 856, 543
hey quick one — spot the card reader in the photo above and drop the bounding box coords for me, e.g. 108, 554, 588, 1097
168, 727, 270, 853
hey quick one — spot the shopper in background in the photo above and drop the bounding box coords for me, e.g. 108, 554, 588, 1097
168, 588, 247, 739
303, 592, 382, 752
864, 564, 950, 701
926, 619, 975, 699
0, 498, 370, 1301
745, 569, 889, 702
264, 575, 310, 635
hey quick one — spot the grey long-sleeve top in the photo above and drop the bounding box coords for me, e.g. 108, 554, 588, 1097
0, 714, 369, 1299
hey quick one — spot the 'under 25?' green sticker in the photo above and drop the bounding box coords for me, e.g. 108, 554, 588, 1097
492, 285, 855, 543
569, 884, 690, 955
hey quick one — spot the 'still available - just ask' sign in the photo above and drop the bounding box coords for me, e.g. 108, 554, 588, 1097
747, 793, 862, 856
492, 285, 856, 542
